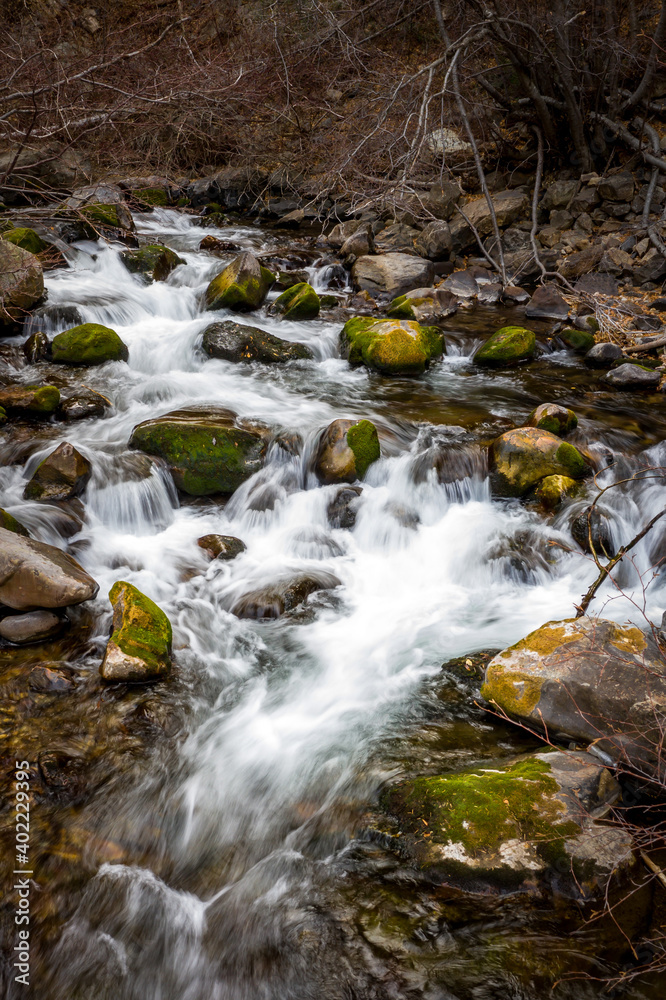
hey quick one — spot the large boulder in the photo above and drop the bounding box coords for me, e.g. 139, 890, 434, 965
449, 189, 529, 251
473, 326, 535, 366
524, 284, 570, 321
65, 183, 134, 231
0, 240, 44, 325
51, 323, 129, 365
351, 254, 435, 298
0, 384, 60, 418
3, 227, 49, 256
100, 581, 172, 682
0, 143, 90, 202
273, 282, 320, 320
202, 320, 313, 364
120, 244, 184, 282
526, 403, 577, 436
481, 617, 666, 767
0, 526, 98, 610
340, 317, 444, 375
205, 252, 275, 311
387, 287, 457, 323
414, 220, 453, 260
373, 749, 634, 894
231, 572, 341, 619
490, 427, 586, 496
314, 419, 380, 484
129, 407, 268, 496
23, 442, 91, 501
604, 363, 661, 389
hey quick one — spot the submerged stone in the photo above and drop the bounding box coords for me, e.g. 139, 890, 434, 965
205, 252, 275, 311
120, 244, 184, 281
474, 326, 535, 366
314, 418, 380, 484
100, 580, 172, 682
340, 317, 444, 375
0, 609, 64, 644
231, 572, 341, 619
51, 323, 129, 365
273, 282, 320, 320
197, 534, 246, 560
559, 327, 595, 353
490, 427, 586, 497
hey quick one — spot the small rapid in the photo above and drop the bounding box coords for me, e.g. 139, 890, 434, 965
3, 208, 666, 999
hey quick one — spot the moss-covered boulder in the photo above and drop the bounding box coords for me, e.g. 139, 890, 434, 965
314, 418, 380, 484
0, 239, 44, 325
51, 323, 129, 365
100, 581, 172, 682
0, 384, 60, 418
482, 617, 666, 769
340, 317, 444, 375
0, 508, 29, 536
273, 282, 320, 320
526, 402, 577, 436
120, 244, 184, 282
490, 427, 586, 497
532, 474, 578, 508
202, 320, 313, 364
559, 327, 595, 352
80, 202, 134, 231
205, 252, 275, 312
3, 227, 49, 256
129, 407, 268, 496
23, 442, 91, 501
387, 287, 457, 323
473, 326, 536, 366
134, 187, 169, 207
373, 750, 633, 892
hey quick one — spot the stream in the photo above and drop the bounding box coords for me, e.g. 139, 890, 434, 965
2, 207, 665, 999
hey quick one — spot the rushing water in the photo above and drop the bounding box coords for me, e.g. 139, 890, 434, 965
2, 208, 666, 999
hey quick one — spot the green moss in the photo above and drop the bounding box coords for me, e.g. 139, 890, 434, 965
481, 666, 544, 715
80, 203, 121, 228
0, 508, 29, 535
176, 197, 189, 208
319, 294, 338, 308
346, 419, 380, 478
0, 406, 6, 425
51, 323, 129, 365
387, 294, 415, 320
205, 254, 275, 312
528, 403, 578, 436
274, 282, 320, 320
533, 474, 577, 508
121, 244, 183, 281
474, 326, 536, 366
134, 187, 168, 207
24, 385, 60, 415
3, 227, 49, 255
555, 440, 586, 478
608, 623, 646, 655
560, 327, 595, 352
108, 580, 172, 675
341, 317, 443, 375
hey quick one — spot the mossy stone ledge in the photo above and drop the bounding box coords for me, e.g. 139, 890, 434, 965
340, 316, 444, 375
473, 325, 536, 366
273, 282, 320, 320
205, 252, 275, 311
100, 580, 172, 682
51, 323, 129, 366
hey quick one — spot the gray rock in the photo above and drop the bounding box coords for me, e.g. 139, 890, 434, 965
584, 342, 623, 367
524, 284, 569, 321
571, 507, 615, 557
440, 269, 478, 299
0, 526, 98, 611
449, 189, 529, 252
477, 281, 503, 304
197, 534, 246, 560
352, 253, 435, 298
598, 171, 635, 202
540, 179, 579, 210
57, 388, 111, 422
326, 220, 363, 248
0, 610, 64, 644
202, 321, 313, 364
501, 285, 530, 304
0, 240, 44, 325
422, 180, 462, 220
604, 363, 661, 389
327, 486, 362, 529
574, 272, 619, 295
570, 185, 600, 214
414, 220, 452, 260
633, 248, 666, 285
23, 331, 50, 363
374, 223, 419, 254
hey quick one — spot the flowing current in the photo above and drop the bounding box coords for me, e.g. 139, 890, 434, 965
3, 209, 665, 999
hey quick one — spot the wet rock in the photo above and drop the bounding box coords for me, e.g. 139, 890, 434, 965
0, 384, 60, 418
474, 326, 535, 366
23, 331, 50, 363
120, 244, 184, 281
3, 227, 49, 256
526, 403, 577, 436
24, 442, 91, 501
274, 268, 311, 290
57, 387, 111, 421
387, 287, 457, 323
532, 474, 578, 509
0, 610, 64, 644
571, 507, 615, 557
28, 664, 76, 692
197, 534, 246, 560
51, 323, 129, 365
314, 419, 380, 484
129, 407, 268, 496
273, 282, 320, 320
490, 427, 586, 497
0, 508, 29, 535
482, 616, 666, 767
604, 363, 661, 389
100, 580, 172, 683
440, 269, 478, 299
501, 285, 529, 304
558, 327, 595, 352
351, 253, 435, 299
598, 171, 635, 203
375, 749, 633, 894
199, 235, 241, 255
477, 282, 502, 305
340, 317, 444, 375
231, 572, 341, 619
524, 284, 569, 321
205, 252, 275, 311
327, 486, 362, 529
79, 202, 134, 232
202, 320, 313, 363
584, 342, 623, 367
38, 750, 88, 799
0, 239, 44, 325
414, 220, 452, 260
0, 526, 98, 610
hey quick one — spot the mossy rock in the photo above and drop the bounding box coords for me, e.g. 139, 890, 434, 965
386, 294, 416, 320
0, 384, 60, 417
3, 227, 49, 256
490, 427, 586, 497
202, 320, 313, 364
51, 323, 129, 365
205, 252, 275, 312
0, 508, 29, 536
474, 326, 536, 366
0, 239, 44, 324
80, 203, 121, 228
273, 282, 320, 321
526, 403, 577, 436
0, 405, 6, 425
134, 187, 169, 207
100, 580, 172, 682
340, 317, 444, 375
129, 407, 268, 496
120, 244, 184, 282
532, 474, 578, 509
319, 294, 338, 308
314, 418, 381, 484
560, 327, 595, 352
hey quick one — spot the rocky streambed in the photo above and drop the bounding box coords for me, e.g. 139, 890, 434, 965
0, 195, 665, 999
